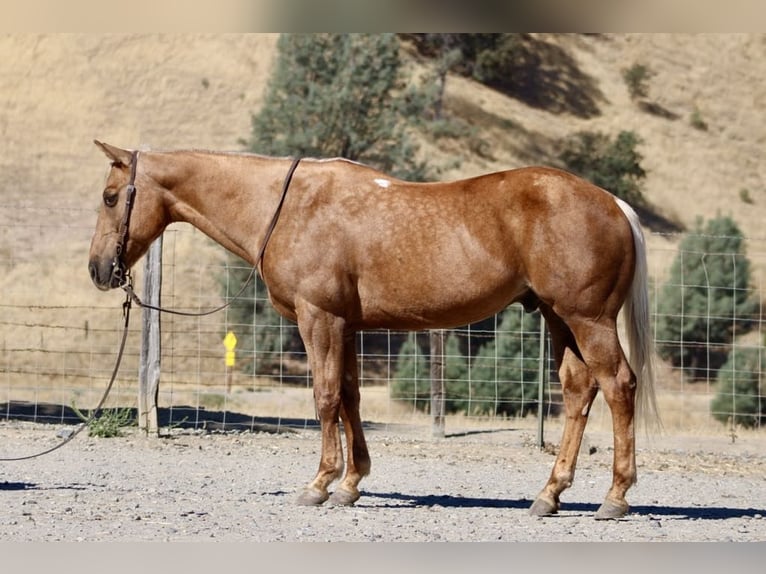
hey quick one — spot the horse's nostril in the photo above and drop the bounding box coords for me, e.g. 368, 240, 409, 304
88, 261, 99, 283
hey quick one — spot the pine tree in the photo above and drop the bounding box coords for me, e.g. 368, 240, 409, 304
656, 215, 759, 380
465, 306, 542, 417
390, 332, 430, 410
438, 332, 470, 413
710, 347, 764, 428
390, 332, 470, 413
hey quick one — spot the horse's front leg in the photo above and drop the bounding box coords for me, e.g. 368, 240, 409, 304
295, 301, 346, 506
327, 332, 371, 506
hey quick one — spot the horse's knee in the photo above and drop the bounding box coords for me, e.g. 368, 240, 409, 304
314, 387, 341, 418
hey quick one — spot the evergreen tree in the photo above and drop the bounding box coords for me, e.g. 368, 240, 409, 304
391, 309, 546, 417
390, 331, 469, 413
466, 306, 542, 417
440, 332, 470, 413
710, 347, 764, 429
656, 215, 759, 379
390, 332, 429, 410
249, 33, 429, 180
559, 130, 647, 205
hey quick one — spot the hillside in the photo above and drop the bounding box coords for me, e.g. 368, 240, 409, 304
2, 34, 765, 278
1, 34, 765, 407
429, 34, 766, 276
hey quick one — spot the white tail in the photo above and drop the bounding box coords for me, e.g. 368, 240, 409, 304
615, 198, 661, 432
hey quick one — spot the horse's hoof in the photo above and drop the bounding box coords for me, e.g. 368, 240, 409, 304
529, 496, 558, 516
328, 487, 360, 507
296, 488, 329, 506
595, 498, 629, 520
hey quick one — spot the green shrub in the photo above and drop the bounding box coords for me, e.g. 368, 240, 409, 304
72, 404, 134, 438
391, 307, 544, 418
464, 308, 542, 417
390, 332, 430, 410
559, 130, 647, 205
739, 188, 753, 204
690, 106, 709, 131
710, 347, 765, 428
248, 33, 429, 181
622, 62, 654, 100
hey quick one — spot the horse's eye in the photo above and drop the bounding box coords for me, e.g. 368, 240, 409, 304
103, 192, 118, 208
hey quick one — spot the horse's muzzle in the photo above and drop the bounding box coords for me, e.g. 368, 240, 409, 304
88, 259, 122, 291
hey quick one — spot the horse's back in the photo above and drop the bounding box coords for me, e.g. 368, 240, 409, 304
269, 162, 636, 328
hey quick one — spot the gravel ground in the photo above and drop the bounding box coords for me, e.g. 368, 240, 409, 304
1, 420, 764, 542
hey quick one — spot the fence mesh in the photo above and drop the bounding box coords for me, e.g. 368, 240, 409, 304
1, 219, 764, 436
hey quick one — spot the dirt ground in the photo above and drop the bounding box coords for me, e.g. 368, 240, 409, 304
1, 419, 764, 542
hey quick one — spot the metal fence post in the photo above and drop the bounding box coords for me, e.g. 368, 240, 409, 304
537, 317, 547, 449
138, 235, 162, 435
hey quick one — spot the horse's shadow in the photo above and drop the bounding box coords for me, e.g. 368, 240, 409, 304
0, 481, 38, 491
361, 491, 766, 520
0, 481, 90, 492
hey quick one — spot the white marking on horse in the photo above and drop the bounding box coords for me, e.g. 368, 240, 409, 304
374, 178, 391, 189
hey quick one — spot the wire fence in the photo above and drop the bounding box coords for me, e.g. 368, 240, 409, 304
1, 218, 765, 438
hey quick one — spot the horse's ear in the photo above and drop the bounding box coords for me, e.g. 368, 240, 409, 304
94, 140, 134, 167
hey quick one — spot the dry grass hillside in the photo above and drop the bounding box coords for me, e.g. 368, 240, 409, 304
1, 34, 764, 427
430, 34, 766, 276
2, 33, 765, 294
1, 34, 279, 279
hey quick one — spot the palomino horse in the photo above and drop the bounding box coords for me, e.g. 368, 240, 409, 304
88, 141, 658, 519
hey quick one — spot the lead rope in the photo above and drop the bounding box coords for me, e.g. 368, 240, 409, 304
0, 157, 301, 461
0, 292, 133, 461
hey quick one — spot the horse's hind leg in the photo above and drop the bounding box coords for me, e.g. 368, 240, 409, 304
327, 333, 371, 506
567, 317, 638, 519
530, 307, 599, 516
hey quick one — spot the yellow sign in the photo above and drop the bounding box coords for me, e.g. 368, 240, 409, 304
223, 331, 238, 351
223, 332, 237, 367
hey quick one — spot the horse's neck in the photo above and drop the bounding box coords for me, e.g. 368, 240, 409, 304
155, 151, 287, 265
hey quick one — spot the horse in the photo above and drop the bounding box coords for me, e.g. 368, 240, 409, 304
88, 140, 658, 519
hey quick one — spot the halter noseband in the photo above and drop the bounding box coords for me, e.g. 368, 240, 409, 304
110, 150, 139, 289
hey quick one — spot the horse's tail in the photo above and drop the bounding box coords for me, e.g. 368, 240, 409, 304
615, 198, 662, 433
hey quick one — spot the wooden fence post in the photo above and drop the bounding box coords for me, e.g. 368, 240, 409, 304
138, 235, 162, 435
430, 329, 445, 438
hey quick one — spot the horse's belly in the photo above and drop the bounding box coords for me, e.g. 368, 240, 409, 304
356, 270, 525, 330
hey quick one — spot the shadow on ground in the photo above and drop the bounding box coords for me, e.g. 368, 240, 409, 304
362, 491, 765, 520
0, 401, 428, 434
0, 400, 314, 434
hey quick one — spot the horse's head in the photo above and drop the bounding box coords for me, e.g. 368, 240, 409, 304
88, 140, 167, 290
